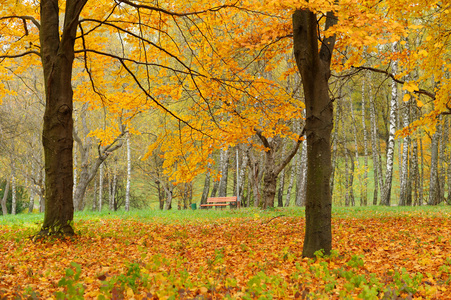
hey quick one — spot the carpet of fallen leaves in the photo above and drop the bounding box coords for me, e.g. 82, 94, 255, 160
1, 210, 451, 299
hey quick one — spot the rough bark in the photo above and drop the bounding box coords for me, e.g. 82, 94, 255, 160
381, 42, 398, 206
293, 8, 336, 257
40, 0, 88, 236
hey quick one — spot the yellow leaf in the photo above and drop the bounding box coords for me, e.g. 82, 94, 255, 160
417, 100, 424, 107
402, 93, 411, 102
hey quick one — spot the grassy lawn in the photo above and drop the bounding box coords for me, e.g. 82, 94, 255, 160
1, 206, 450, 299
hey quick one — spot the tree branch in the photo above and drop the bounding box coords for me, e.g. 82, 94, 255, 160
0, 16, 41, 30
117, 0, 239, 17
352, 66, 436, 99
0, 51, 41, 60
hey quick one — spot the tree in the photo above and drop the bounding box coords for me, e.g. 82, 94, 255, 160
292, 7, 337, 256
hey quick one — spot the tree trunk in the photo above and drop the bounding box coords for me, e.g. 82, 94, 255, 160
1, 179, 10, 216
99, 162, 104, 211
399, 89, 411, 206
125, 133, 131, 211
200, 159, 212, 206
277, 144, 287, 207
380, 42, 398, 206
40, 0, 88, 235
296, 138, 308, 206
428, 120, 441, 205
293, 8, 336, 257
369, 72, 383, 205
361, 78, 369, 206
285, 156, 296, 207
218, 148, 229, 197
349, 99, 360, 205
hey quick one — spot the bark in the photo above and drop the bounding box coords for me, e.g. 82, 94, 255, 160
369, 72, 382, 205
248, 150, 263, 207
125, 133, 131, 211
200, 159, 212, 206
296, 137, 308, 206
277, 143, 287, 207
218, 148, 229, 197
256, 131, 301, 209
73, 128, 125, 211
439, 118, 447, 202
419, 134, 424, 205
99, 162, 104, 211
284, 155, 296, 207
237, 146, 249, 204
411, 138, 419, 206
349, 99, 360, 205
361, 79, 369, 206
11, 173, 16, 215
399, 90, 411, 206
163, 183, 174, 210
293, 8, 336, 257
40, 0, 88, 235
381, 42, 398, 206
1, 179, 10, 216
428, 120, 441, 205
330, 106, 338, 199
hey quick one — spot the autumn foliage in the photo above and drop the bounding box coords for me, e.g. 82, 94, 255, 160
1, 208, 451, 299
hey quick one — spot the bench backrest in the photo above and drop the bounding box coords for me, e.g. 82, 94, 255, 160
207, 196, 237, 203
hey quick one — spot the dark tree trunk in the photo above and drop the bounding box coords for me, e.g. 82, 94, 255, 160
293, 8, 337, 257
39, 0, 88, 235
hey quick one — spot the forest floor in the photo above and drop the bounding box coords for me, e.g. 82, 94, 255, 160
1, 206, 450, 299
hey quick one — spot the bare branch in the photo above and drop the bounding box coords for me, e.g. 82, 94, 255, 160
116, 0, 240, 17
0, 16, 41, 30
0, 51, 41, 60
352, 66, 436, 99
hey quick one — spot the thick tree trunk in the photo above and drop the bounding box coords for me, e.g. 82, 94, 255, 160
293, 9, 336, 257
40, 0, 88, 235
381, 42, 398, 206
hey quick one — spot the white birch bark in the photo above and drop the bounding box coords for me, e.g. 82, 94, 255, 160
295, 138, 307, 206
11, 168, 16, 215
99, 162, 104, 212
125, 133, 131, 211
285, 154, 297, 207
218, 148, 230, 197
381, 41, 399, 206
399, 88, 411, 206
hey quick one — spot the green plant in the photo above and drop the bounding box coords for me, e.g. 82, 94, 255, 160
54, 262, 84, 300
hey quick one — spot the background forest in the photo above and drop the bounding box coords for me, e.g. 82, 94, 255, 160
0, 0, 450, 215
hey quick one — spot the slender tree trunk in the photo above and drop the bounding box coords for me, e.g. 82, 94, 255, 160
125, 133, 131, 211
349, 99, 360, 205
218, 148, 229, 197
439, 118, 447, 202
296, 138, 308, 206
428, 120, 441, 205
330, 106, 339, 199
99, 162, 104, 211
293, 8, 337, 257
277, 144, 287, 207
411, 137, 419, 206
1, 179, 10, 215
419, 134, 424, 205
369, 72, 382, 205
399, 89, 411, 206
381, 42, 399, 206
361, 79, 369, 206
11, 170, 16, 215
200, 160, 212, 206
285, 156, 296, 207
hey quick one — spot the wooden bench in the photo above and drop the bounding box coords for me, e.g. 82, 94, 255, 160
200, 196, 240, 209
